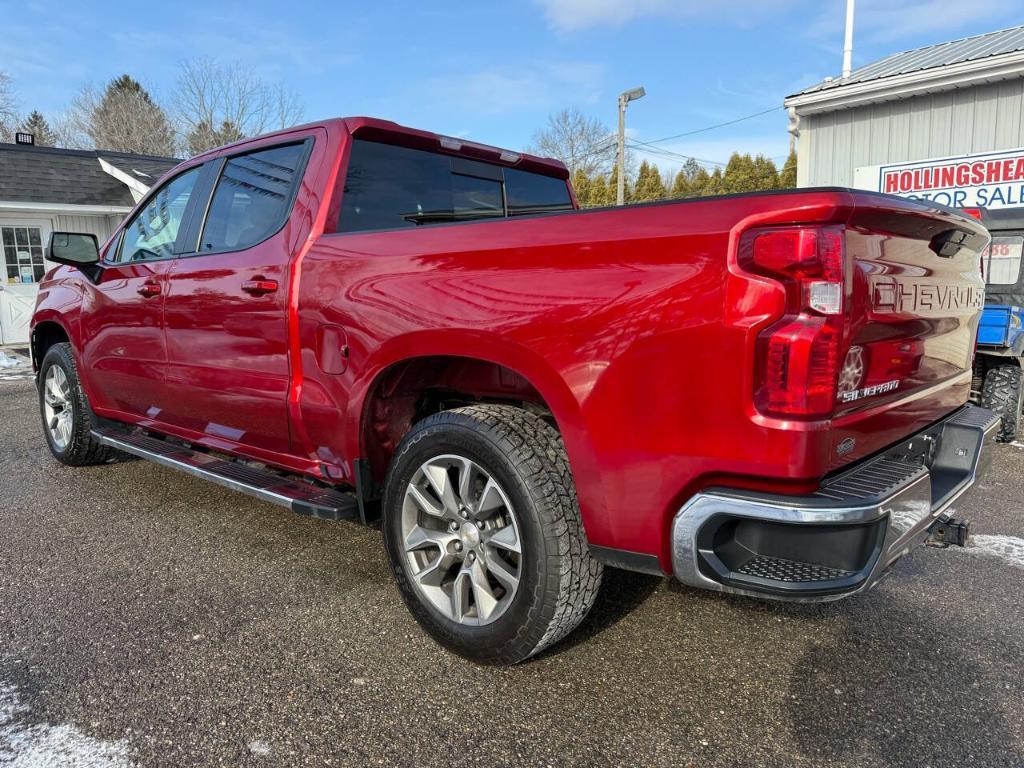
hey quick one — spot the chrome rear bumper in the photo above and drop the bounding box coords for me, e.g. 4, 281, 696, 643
670, 404, 999, 602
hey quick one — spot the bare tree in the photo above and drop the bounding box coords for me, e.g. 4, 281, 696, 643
49, 111, 91, 150
69, 75, 177, 156
0, 71, 18, 141
172, 59, 304, 155
529, 107, 617, 176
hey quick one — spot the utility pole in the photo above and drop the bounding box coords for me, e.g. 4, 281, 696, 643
842, 0, 855, 79
617, 86, 645, 206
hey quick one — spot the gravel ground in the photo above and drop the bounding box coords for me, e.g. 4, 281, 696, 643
1, 377, 1022, 767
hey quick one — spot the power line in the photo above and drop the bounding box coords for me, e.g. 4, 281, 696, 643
637, 106, 783, 146
626, 141, 726, 169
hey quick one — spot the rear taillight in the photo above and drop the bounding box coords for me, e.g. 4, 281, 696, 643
743, 226, 847, 419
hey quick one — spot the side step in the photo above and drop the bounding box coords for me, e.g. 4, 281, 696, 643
91, 428, 360, 522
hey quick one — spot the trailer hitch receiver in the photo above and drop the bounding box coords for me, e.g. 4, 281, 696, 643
926, 516, 970, 548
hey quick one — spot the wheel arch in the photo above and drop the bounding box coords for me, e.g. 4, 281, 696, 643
349, 332, 606, 537
30, 319, 72, 372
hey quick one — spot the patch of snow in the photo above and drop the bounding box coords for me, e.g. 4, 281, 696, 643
0, 352, 21, 370
0, 682, 134, 767
965, 534, 1024, 570
247, 740, 271, 757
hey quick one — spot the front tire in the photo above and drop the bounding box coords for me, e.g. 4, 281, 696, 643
38, 342, 113, 465
980, 363, 1023, 443
382, 404, 603, 665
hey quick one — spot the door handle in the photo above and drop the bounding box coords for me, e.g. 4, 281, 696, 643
137, 281, 161, 297
241, 278, 279, 296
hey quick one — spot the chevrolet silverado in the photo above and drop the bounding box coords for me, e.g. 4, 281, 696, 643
32, 117, 998, 664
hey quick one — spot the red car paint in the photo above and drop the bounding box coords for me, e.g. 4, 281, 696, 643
32, 117, 988, 572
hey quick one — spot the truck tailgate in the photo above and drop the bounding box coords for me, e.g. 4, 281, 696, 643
829, 195, 989, 466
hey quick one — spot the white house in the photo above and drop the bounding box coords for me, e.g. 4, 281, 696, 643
0, 139, 178, 344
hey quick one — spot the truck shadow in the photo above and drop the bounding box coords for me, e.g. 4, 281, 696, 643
535, 568, 663, 658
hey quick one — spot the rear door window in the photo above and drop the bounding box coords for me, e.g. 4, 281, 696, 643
199, 142, 308, 253
982, 236, 1024, 285
338, 139, 572, 233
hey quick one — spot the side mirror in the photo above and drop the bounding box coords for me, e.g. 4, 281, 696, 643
48, 232, 100, 267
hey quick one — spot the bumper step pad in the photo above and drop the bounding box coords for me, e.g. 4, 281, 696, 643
91, 427, 359, 522
735, 555, 853, 583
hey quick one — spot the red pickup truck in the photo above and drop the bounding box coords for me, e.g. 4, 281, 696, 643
33, 117, 998, 664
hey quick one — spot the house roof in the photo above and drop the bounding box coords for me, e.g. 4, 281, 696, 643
792, 25, 1024, 98
0, 143, 180, 208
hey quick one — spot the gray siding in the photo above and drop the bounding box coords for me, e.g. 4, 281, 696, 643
797, 78, 1024, 186
53, 213, 121, 243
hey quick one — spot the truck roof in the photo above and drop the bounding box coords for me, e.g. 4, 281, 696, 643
190, 116, 570, 180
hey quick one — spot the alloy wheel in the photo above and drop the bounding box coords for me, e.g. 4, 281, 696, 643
42, 365, 73, 451
400, 454, 522, 626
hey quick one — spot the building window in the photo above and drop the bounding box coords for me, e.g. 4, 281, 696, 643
982, 236, 1023, 286
2, 226, 45, 284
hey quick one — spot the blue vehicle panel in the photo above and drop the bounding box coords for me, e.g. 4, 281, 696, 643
978, 305, 1016, 347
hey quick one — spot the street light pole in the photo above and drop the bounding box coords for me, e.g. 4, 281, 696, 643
616, 86, 645, 206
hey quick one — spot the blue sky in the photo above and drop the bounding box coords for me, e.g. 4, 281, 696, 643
2, 0, 1023, 172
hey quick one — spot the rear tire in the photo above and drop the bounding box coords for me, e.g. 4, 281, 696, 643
980, 363, 1023, 443
382, 404, 603, 665
38, 342, 113, 465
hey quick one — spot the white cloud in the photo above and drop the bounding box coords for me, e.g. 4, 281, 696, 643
422, 61, 606, 116
808, 0, 1020, 47
536, 0, 793, 31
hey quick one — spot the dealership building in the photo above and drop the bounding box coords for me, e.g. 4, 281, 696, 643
785, 25, 1024, 209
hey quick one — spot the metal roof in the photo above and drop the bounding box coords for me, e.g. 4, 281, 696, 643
793, 24, 1024, 97
0, 143, 179, 207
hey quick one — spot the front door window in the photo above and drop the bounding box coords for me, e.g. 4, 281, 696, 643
2, 226, 45, 284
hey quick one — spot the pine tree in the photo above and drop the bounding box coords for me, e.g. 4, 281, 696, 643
607, 165, 631, 204
187, 119, 244, 156
633, 161, 668, 201
751, 154, 780, 191
18, 110, 56, 147
704, 168, 724, 196
571, 169, 593, 207
671, 168, 690, 198
779, 149, 798, 188
671, 158, 700, 197
689, 167, 712, 197
722, 153, 758, 194
83, 74, 176, 155
589, 173, 609, 206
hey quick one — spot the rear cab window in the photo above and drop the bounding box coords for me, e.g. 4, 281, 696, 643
338, 139, 572, 233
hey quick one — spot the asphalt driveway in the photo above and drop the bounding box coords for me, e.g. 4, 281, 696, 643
1, 378, 1022, 767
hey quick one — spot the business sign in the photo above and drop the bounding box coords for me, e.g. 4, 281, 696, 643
854, 147, 1024, 210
